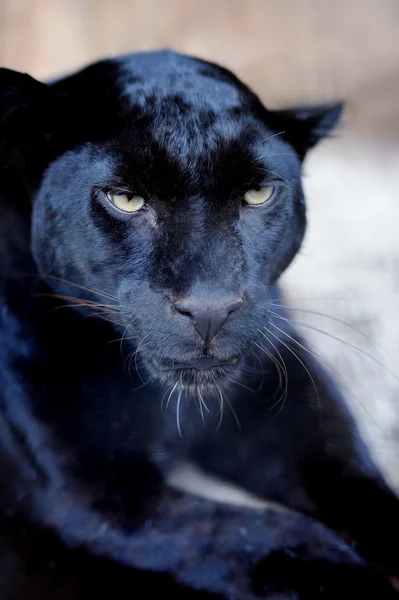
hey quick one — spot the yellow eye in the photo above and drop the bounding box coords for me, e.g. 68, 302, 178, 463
244, 186, 274, 205
108, 193, 145, 213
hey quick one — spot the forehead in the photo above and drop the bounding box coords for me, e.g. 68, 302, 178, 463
106, 53, 296, 191
117, 50, 245, 111
116, 51, 257, 148
54, 52, 299, 195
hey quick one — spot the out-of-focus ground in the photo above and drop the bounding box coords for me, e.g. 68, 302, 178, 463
1, 0, 398, 496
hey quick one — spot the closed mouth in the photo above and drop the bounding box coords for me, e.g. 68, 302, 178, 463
156, 355, 239, 372
150, 355, 241, 393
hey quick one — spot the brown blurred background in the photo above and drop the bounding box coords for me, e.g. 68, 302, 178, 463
1, 0, 399, 492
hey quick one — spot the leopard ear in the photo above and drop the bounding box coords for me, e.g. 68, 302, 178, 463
0, 68, 67, 179
271, 102, 344, 157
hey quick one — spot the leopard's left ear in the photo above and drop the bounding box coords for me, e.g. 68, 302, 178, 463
271, 102, 344, 157
0, 68, 67, 180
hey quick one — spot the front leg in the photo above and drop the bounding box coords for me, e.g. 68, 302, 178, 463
4, 387, 391, 599
11, 486, 396, 599
187, 324, 399, 574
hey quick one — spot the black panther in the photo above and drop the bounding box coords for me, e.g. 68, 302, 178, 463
0, 50, 398, 598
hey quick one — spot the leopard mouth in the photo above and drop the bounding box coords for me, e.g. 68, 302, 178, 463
151, 355, 241, 390
157, 355, 239, 371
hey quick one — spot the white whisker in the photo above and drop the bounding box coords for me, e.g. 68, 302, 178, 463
264, 327, 321, 422
271, 305, 381, 355
165, 381, 179, 411
273, 314, 398, 384
256, 331, 289, 410
216, 386, 224, 432
176, 390, 183, 437
269, 321, 379, 428
197, 388, 209, 426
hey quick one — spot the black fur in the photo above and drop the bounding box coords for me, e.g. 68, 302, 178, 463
0, 50, 398, 598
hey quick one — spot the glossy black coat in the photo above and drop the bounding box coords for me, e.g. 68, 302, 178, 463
0, 51, 398, 598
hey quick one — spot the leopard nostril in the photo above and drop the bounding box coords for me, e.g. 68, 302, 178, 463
174, 298, 243, 344
174, 304, 194, 320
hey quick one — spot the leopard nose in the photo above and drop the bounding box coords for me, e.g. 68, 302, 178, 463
174, 297, 243, 344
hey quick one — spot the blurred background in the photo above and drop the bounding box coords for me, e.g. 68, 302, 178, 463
2, 0, 399, 136
1, 0, 398, 493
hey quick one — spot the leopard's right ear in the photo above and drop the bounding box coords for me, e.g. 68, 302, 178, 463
0, 68, 67, 178
268, 102, 344, 158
